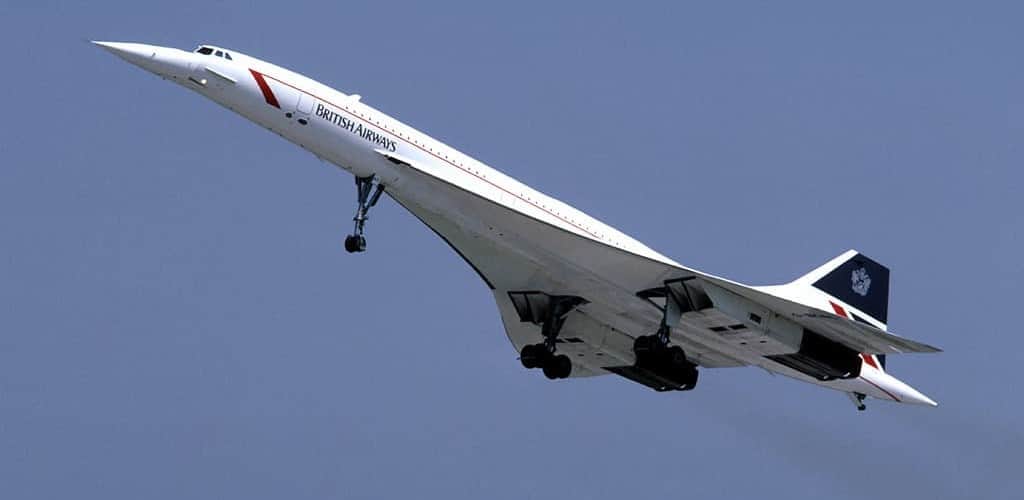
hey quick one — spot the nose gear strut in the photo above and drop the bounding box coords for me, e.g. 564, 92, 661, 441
344, 175, 385, 253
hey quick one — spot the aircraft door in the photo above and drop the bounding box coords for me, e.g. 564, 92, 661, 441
259, 83, 312, 124
295, 93, 315, 116
283, 92, 316, 127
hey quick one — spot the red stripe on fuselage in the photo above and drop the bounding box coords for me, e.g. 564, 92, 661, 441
830, 301, 847, 317
862, 377, 900, 402
249, 69, 280, 108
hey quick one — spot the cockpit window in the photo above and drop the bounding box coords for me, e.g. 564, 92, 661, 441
194, 46, 234, 60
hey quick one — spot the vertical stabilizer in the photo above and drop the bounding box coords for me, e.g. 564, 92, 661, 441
794, 250, 890, 327
790, 250, 892, 370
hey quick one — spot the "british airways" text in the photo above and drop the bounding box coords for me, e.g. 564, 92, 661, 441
315, 103, 397, 152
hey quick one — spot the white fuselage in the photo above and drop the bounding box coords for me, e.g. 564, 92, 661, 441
200, 52, 676, 265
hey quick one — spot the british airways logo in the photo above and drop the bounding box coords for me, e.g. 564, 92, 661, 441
851, 267, 871, 296
315, 103, 397, 152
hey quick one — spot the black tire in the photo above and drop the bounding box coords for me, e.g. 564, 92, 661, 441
680, 365, 699, 390
667, 346, 688, 368
520, 344, 543, 369
344, 235, 358, 253
355, 235, 367, 252
542, 361, 560, 380
633, 335, 654, 353
634, 335, 660, 366
554, 354, 572, 379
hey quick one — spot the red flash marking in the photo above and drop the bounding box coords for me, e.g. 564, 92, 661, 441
829, 301, 848, 318
861, 353, 880, 369
249, 69, 280, 108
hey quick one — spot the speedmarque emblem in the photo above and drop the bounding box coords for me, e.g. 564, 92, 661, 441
851, 267, 871, 296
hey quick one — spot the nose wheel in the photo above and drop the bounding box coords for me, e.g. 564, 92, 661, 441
344, 234, 366, 253
346, 175, 385, 253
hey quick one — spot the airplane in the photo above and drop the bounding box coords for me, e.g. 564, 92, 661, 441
93, 41, 941, 411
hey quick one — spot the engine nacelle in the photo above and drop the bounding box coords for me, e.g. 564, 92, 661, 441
766, 329, 862, 381
701, 282, 861, 381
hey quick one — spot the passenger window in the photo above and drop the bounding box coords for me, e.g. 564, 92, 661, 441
196, 47, 213, 55
215, 50, 224, 57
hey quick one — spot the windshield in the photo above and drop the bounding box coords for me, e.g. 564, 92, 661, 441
194, 45, 234, 60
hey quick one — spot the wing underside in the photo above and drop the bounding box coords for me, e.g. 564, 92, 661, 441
384, 163, 750, 381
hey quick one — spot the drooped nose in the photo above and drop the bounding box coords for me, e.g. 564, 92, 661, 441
92, 41, 189, 79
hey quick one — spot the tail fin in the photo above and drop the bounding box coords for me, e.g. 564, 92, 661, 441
795, 250, 891, 370
794, 250, 890, 327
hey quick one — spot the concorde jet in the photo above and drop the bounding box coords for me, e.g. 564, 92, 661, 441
93, 41, 941, 410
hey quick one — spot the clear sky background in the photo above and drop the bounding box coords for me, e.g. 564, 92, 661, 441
1, 1, 1021, 498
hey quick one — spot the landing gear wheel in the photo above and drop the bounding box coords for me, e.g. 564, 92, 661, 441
520, 344, 547, 369
667, 346, 687, 368
542, 354, 571, 379
632, 333, 700, 391
678, 365, 699, 390
554, 354, 571, 379
542, 354, 571, 380
542, 362, 559, 380
633, 335, 659, 365
344, 235, 366, 253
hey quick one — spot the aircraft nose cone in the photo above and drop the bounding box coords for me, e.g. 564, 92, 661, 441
92, 40, 190, 81
92, 41, 159, 67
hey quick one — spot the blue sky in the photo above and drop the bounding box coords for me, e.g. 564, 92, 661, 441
1, 1, 1021, 498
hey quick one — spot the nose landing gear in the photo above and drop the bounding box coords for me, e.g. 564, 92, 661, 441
345, 175, 385, 253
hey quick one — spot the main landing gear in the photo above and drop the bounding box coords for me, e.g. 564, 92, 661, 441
631, 278, 701, 391
520, 343, 572, 380
344, 175, 385, 253
632, 326, 699, 391
509, 292, 588, 380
